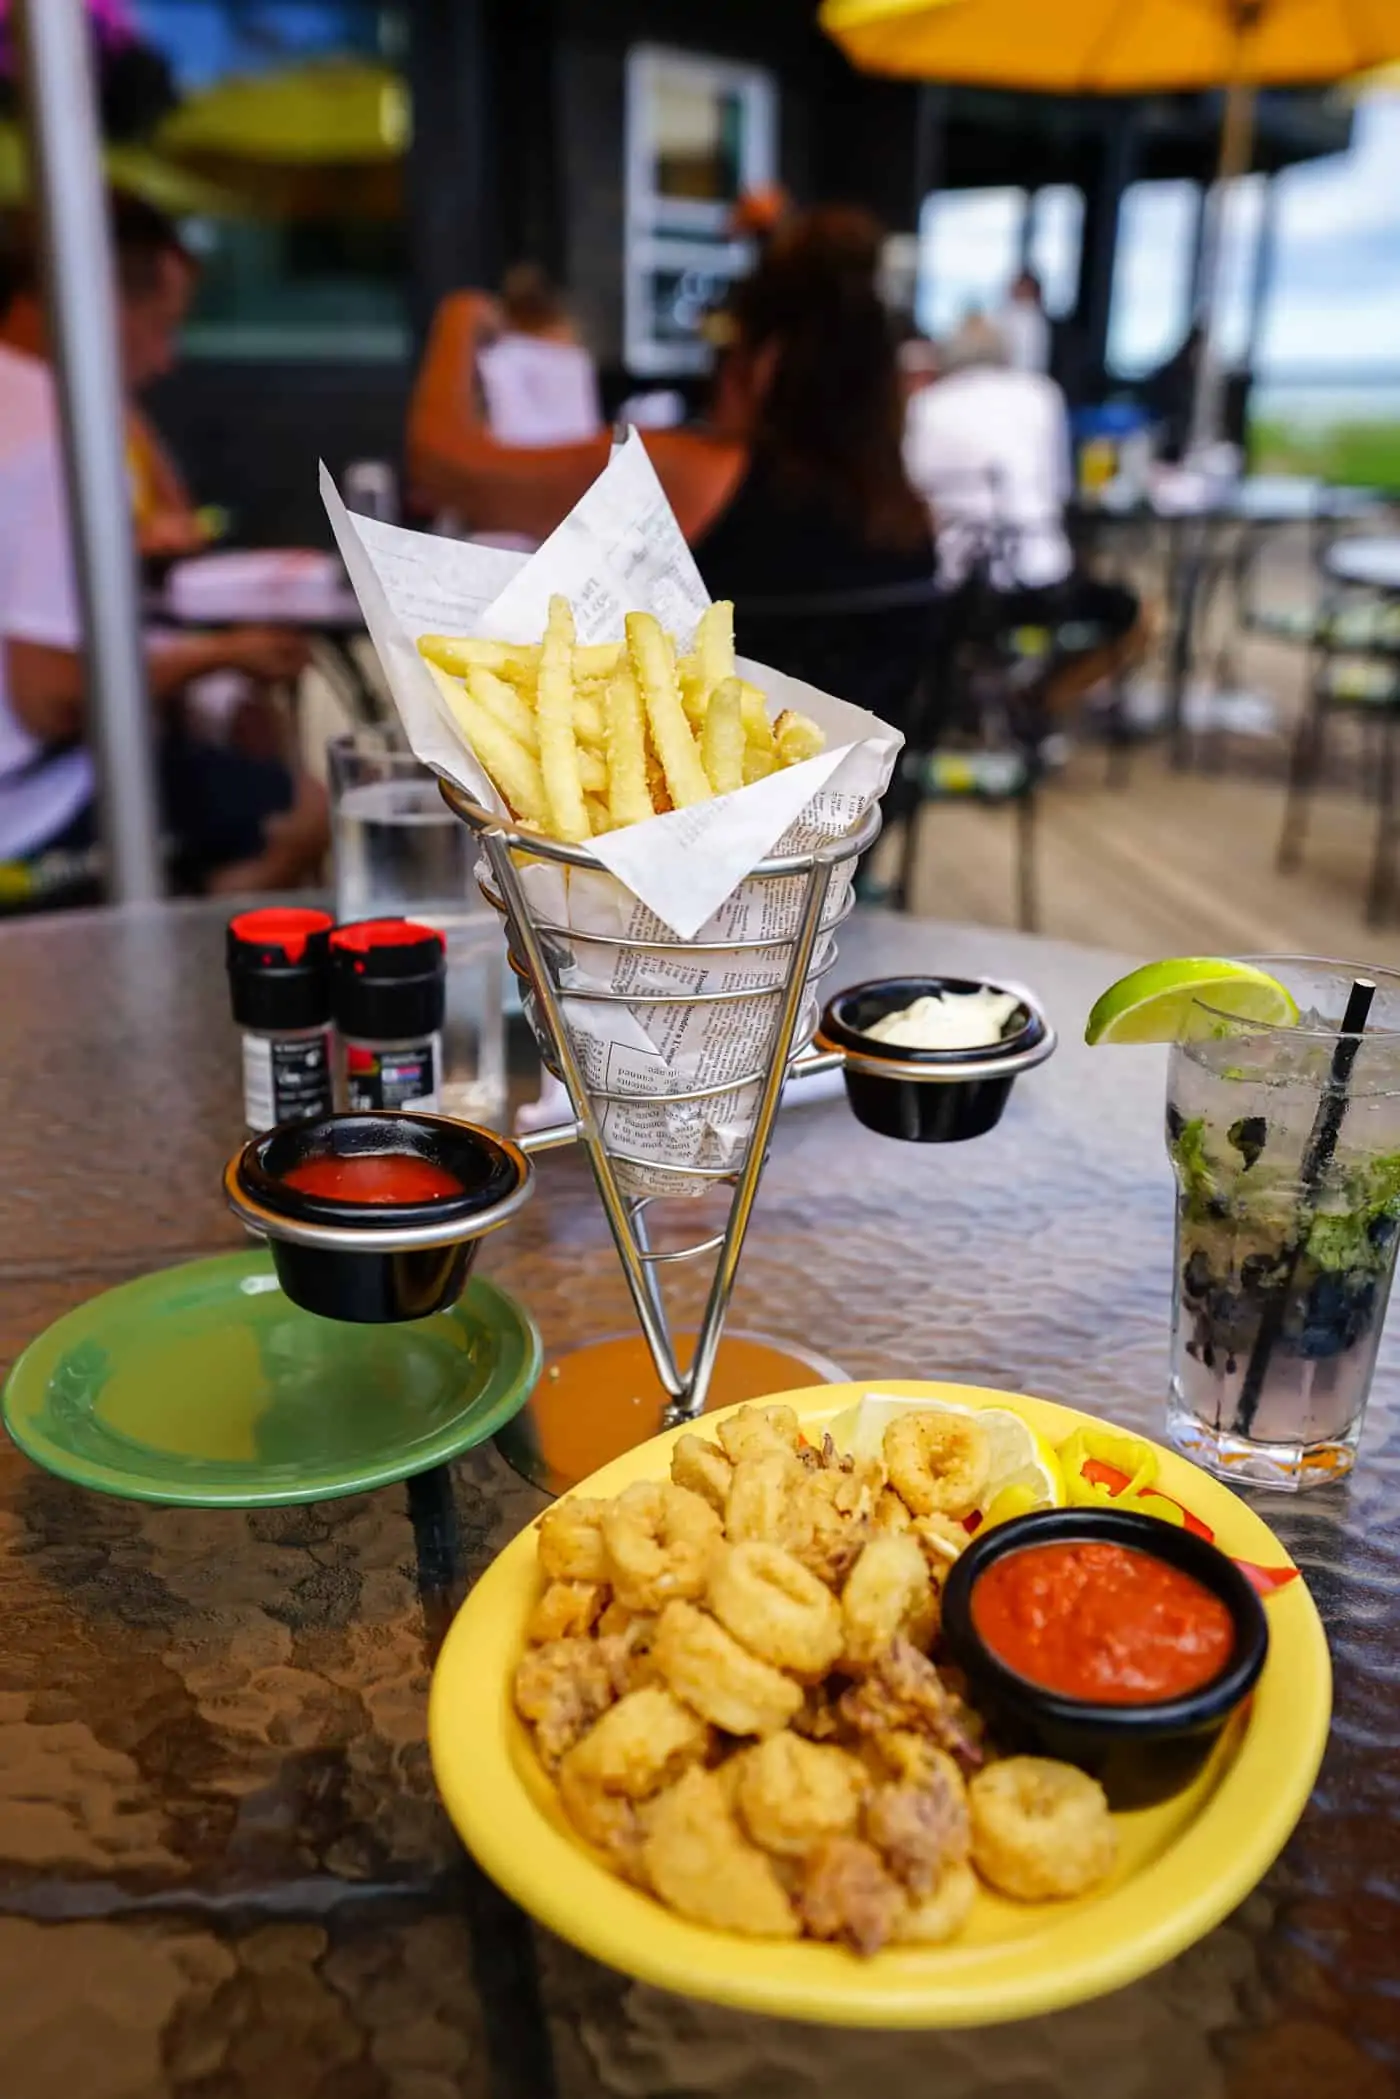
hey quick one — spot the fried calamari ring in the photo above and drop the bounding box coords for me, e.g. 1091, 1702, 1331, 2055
733, 1732, 866, 1858
715, 1403, 802, 1465
537, 1497, 610, 1583
513, 1636, 620, 1768
840, 1533, 939, 1670
562, 1684, 711, 1800
894, 1860, 978, 1944
707, 1541, 843, 1678
643, 1767, 800, 1937
969, 1756, 1117, 1901
883, 1411, 990, 1518
652, 1600, 803, 1736
601, 1481, 722, 1611
725, 1449, 806, 1547
527, 1578, 609, 1645
670, 1433, 733, 1514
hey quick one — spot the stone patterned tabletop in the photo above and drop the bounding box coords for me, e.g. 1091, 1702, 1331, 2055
0, 901, 1394, 2099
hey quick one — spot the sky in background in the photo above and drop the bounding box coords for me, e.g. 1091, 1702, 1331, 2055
918, 91, 1400, 383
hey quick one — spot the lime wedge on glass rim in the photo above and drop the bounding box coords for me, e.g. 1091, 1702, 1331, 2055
1085, 958, 1299, 1045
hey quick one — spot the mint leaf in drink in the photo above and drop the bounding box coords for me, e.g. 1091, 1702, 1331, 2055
1228, 1115, 1267, 1170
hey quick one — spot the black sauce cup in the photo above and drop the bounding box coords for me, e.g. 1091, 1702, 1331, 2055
225, 1112, 534, 1323
816, 975, 1055, 1142
941, 1507, 1270, 1806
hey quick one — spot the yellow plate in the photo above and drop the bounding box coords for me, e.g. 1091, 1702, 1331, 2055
429, 1380, 1331, 2028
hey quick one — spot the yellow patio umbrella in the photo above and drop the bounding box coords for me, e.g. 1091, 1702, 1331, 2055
0, 120, 242, 215
157, 58, 409, 166
821, 0, 1400, 94
821, 0, 1400, 439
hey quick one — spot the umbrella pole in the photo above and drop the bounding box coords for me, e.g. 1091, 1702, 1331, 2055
15, 0, 163, 903
1188, 23, 1260, 455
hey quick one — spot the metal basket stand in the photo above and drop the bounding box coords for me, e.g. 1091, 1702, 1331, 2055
440, 781, 878, 1491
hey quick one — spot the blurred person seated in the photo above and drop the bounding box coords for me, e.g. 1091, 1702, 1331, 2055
0, 193, 327, 893
408, 208, 934, 719
905, 315, 1143, 714
420, 262, 602, 462
995, 270, 1050, 376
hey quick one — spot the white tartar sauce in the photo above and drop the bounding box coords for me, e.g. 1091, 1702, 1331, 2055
862, 988, 1022, 1051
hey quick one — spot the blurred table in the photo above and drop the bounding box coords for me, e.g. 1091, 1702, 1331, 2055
1326, 537, 1400, 592
0, 901, 1395, 2098
147, 550, 379, 724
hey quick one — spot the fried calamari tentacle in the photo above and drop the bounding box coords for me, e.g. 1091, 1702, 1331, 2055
670, 1433, 733, 1515
837, 1639, 985, 1771
715, 1403, 802, 1465
601, 1481, 722, 1611
797, 1836, 907, 1956
732, 1732, 866, 1859
864, 1745, 971, 1896
894, 1860, 978, 1944
652, 1600, 803, 1737
512, 1636, 621, 1769
707, 1541, 844, 1679
527, 1578, 610, 1645
536, 1497, 611, 1583
911, 1512, 972, 1580
873, 1487, 912, 1534
643, 1767, 800, 1937
883, 1411, 990, 1519
969, 1756, 1117, 1901
840, 1534, 939, 1670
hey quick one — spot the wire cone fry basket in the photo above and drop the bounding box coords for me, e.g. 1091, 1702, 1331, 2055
439, 779, 878, 1428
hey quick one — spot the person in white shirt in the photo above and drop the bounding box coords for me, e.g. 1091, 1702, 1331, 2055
0, 193, 327, 889
903, 315, 1143, 711
996, 269, 1051, 376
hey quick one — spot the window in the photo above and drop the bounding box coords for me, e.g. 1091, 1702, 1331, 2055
915, 187, 1024, 340
1027, 186, 1083, 321
1107, 180, 1197, 379
131, 1, 409, 360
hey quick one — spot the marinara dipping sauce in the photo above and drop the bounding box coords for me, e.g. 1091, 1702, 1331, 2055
971, 1539, 1235, 1705
280, 1153, 466, 1205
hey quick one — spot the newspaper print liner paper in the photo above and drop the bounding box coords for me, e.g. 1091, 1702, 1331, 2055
321, 437, 903, 1196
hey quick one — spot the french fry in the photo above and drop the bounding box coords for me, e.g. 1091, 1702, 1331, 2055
742, 745, 777, 785
577, 744, 608, 796
677, 650, 706, 729
425, 661, 549, 829
574, 642, 622, 682
573, 691, 605, 748
419, 635, 538, 680
700, 676, 745, 796
695, 600, 735, 694
737, 679, 775, 754
467, 664, 538, 753
537, 595, 590, 844
774, 708, 826, 766
627, 612, 712, 810
584, 794, 613, 835
603, 663, 656, 828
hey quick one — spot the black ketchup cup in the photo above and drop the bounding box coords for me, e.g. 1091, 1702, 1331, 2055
225, 1112, 533, 1323
816, 975, 1055, 1142
941, 1507, 1270, 1805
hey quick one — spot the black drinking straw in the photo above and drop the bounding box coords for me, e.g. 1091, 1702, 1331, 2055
1234, 976, 1377, 1436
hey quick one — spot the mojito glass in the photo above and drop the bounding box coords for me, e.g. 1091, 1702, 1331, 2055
1166, 957, 1400, 1489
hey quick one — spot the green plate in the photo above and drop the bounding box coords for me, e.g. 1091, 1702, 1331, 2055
1, 1250, 542, 1508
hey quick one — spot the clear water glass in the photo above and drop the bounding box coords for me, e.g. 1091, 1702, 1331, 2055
1166, 957, 1400, 1490
329, 733, 506, 1127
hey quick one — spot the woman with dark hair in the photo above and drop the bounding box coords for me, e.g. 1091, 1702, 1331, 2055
407, 208, 934, 717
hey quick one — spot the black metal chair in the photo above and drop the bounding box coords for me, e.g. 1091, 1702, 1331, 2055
1277, 564, 1400, 923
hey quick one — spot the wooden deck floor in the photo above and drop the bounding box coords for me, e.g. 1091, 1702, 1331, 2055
900, 732, 1400, 967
